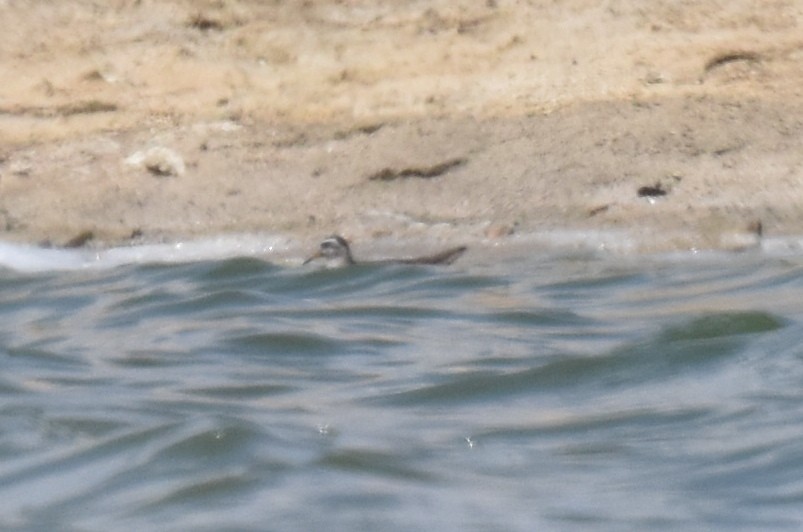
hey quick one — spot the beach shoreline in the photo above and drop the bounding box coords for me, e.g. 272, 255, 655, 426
1, 1, 801, 252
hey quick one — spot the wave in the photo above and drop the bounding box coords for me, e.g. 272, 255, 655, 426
0, 235, 292, 273
3, 230, 803, 274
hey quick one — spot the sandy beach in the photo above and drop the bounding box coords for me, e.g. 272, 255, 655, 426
1, 0, 802, 253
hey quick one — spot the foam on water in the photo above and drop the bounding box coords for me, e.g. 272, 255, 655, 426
2, 230, 803, 274
0, 234, 294, 273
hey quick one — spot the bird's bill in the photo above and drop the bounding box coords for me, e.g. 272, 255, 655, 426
302, 251, 322, 265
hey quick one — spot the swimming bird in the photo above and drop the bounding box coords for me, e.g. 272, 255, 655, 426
303, 235, 467, 268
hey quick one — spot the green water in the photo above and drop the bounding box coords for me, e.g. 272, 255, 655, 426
1, 247, 802, 530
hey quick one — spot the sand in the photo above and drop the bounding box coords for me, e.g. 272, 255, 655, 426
1, 0, 802, 254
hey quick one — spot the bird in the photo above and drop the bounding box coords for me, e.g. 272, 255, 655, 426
303, 235, 467, 268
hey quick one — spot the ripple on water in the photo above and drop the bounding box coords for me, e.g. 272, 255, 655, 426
1, 247, 803, 530
373, 309, 790, 407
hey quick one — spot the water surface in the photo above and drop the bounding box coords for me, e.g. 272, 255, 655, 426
1, 240, 803, 530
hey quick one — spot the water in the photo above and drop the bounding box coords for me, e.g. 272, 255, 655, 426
1, 237, 803, 530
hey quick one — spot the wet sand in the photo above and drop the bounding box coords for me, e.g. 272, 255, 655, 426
1, 1, 802, 253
